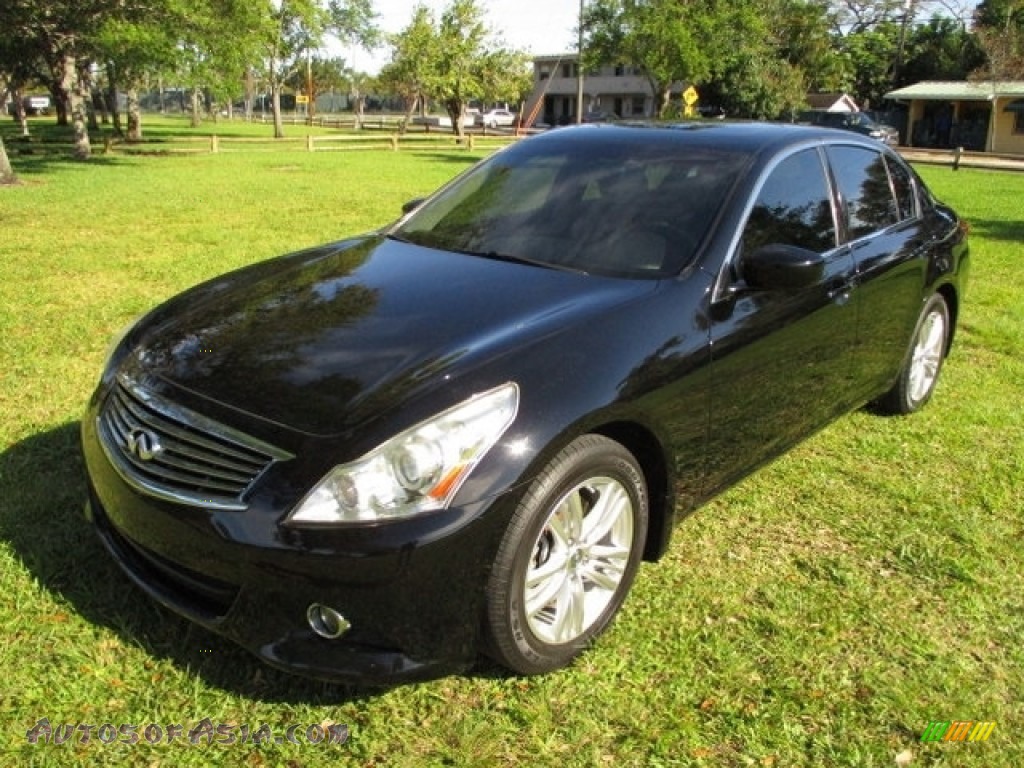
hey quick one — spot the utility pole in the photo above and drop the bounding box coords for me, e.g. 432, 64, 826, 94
576, 0, 585, 123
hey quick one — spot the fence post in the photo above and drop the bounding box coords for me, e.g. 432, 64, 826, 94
211, 135, 219, 153
307, 135, 314, 152
468, 134, 475, 151
390, 135, 399, 152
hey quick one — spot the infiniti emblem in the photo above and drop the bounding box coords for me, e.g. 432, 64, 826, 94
126, 428, 163, 462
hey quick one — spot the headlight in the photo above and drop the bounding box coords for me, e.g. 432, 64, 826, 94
287, 383, 519, 525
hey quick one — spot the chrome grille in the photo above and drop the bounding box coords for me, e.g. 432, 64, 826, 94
97, 375, 292, 510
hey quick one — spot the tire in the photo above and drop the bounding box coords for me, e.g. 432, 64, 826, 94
485, 434, 648, 674
876, 293, 950, 415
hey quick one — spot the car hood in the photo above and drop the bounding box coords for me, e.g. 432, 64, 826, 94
128, 235, 655, 437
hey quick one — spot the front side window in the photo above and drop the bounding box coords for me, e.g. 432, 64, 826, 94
740, 148, 837, 257
826, 145, 899, 240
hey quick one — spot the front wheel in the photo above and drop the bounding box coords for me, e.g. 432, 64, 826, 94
485, 435, 648, 675
876, 293, 951, 415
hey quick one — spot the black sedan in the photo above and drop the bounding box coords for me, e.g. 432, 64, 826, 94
81, 123, 968, 683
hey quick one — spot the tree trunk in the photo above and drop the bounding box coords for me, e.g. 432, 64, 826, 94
656, 84, 671, 119
271, 86, 284, 138
80, 61, 99, 132
13, 87, 29, 137
92, 88, 109, 125
354, 91, 365, 130
244, 68, 255, 121
105, 63, 123, 136
446, 99, 465, 139
190, 87, 202, 127
59, 53, 91, 159
0, 137, 17, 185
401, 94, 419, 134
50, 55, 71, 126
126, 87, 142, 141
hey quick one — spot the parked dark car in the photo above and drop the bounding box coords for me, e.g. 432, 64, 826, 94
798, 110, 899, 146
82, 123, 968, 683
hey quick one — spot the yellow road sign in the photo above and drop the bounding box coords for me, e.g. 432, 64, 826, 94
683, 86, 699, 106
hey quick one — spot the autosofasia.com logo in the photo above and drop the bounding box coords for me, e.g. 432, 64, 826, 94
921, 721, 997, 742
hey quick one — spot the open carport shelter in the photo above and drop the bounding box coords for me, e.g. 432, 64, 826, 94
885, 80, 1024, 155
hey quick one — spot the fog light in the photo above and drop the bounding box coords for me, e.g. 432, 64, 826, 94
307, 603, 351, 639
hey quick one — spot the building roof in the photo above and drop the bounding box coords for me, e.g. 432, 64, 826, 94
533, 53, 579, 63
805, 92, 859, 111
885, 81, 1024, 101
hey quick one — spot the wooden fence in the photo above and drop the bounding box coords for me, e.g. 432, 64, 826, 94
104, 131, 519, 156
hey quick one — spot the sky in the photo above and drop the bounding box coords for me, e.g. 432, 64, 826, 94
341, 0, 581, 73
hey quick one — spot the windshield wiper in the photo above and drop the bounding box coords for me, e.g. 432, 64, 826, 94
388, 235, 585, 274
453, 248, 584, 274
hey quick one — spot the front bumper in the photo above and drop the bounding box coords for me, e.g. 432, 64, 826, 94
81, 407, 516, 684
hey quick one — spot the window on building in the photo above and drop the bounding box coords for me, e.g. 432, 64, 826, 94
1015, 111, 1024, 135
539, 66, 550, 81
561, 63, 578, 79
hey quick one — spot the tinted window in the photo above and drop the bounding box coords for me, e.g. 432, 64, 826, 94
885, 155, 916, 221
395, 137, 749, 278
826, 145, 899, 239
741, 148, 836, 256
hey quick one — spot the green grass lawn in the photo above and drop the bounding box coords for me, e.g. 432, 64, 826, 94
0, 134, 1021, 767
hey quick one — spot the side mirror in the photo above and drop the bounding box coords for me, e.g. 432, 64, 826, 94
402, 197, 426, 215
742, 244, 825, 291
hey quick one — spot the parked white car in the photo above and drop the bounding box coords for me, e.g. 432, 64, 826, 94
477, 109, 517, 129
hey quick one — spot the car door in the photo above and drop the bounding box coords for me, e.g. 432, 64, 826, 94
702, 146, 858, 496
823, 145, 930, 398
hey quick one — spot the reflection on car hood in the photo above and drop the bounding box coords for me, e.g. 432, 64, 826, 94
130, 236, 653, 436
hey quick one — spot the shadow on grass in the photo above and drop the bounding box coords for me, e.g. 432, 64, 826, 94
3, 136, 145, 178
0, 422, 401, 704
965, 217, 1024, 244
409, 151, 489, 166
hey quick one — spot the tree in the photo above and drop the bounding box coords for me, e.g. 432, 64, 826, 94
773, 0, 850, 93
704, 0, 831, 119
382, 0, 525, 137
339, 67, 375, 125
478, 47, 533, 112
902, 15, 985, 83
972, 0, 1024, 79
286, 55, 349, 111
430, 0, 490, 137
94, 15, 180, 140
585, 0, 721, 118
0, 0, 127, 158
260, 0, 328, 138
328, 0, 382, 51
379, 5, 436, 125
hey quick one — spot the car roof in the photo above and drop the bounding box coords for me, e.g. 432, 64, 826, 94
529, 121, 882, 159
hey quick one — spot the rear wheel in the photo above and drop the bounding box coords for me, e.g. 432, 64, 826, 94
877, 293, 950, 414
485, 435, 648, 674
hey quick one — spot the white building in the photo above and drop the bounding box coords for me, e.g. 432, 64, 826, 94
524, 53, 683, 127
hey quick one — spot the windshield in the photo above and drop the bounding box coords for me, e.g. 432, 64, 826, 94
393, 133, 748, 278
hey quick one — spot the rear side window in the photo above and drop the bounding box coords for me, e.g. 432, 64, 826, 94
741, 148, 837, 256
885, 155, 917, 221
826, 145, 899, 239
